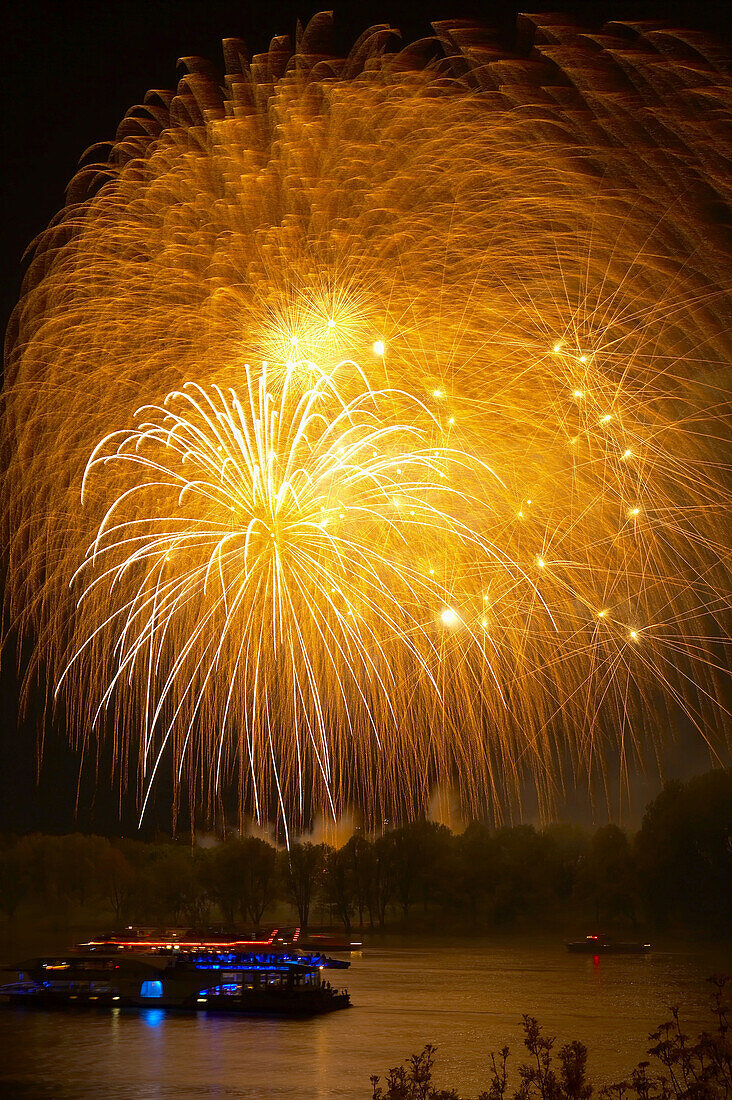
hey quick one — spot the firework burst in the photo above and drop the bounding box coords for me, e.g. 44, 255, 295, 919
62, 364, 509, 835
3, 12, 731, 830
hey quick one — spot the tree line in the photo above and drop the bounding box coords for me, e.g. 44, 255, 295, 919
0, 768, 729, 935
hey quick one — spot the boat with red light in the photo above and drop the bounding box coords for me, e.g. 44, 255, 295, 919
566, 933, 651, 954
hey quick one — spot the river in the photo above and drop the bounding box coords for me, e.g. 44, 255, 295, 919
0, 935, 729, 1098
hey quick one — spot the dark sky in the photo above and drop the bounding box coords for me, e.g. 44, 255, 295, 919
1, 0, 729, 835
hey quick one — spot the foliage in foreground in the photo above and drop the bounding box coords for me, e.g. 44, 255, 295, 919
370, 977, 731, 1100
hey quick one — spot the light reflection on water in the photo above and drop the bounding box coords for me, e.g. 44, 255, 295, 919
142, 1008, 165, 1028
0, 939, 729, 1099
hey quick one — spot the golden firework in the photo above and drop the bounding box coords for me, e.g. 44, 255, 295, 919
3, 12, 731, 830
62, 364, 508, 837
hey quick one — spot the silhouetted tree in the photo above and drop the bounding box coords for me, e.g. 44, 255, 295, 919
541, 825, 590, 908
206, 841, 246, 924
454, 822, 496, 922
636, 769, 732, 932
282, 842, 329, 929
103, 846, 135, 922
341, 833, 375, 927
370, 832, 398, 928
147, 846, 207, 924
579, 824, 636, 927
323, 845, 355, 931
239, 836, 278, 925
0, 840, 29, 920
389, 820, 452, 919
491, 825, 550, 926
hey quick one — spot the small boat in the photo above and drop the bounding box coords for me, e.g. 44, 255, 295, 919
0, 937, 351, 1015
566, 933, 651, 954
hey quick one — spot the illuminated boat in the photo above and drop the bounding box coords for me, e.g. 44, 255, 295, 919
566, 934, 651, 954
0, 938, 351, 1014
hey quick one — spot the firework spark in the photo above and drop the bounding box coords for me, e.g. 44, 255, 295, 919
3, 12, 731, 829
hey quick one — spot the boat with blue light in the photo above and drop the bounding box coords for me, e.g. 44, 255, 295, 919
0, 935, 351, 1015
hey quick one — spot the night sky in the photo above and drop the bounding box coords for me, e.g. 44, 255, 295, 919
1, 0, 729, 836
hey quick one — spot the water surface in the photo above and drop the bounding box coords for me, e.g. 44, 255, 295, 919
1, 937, 728, 1098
